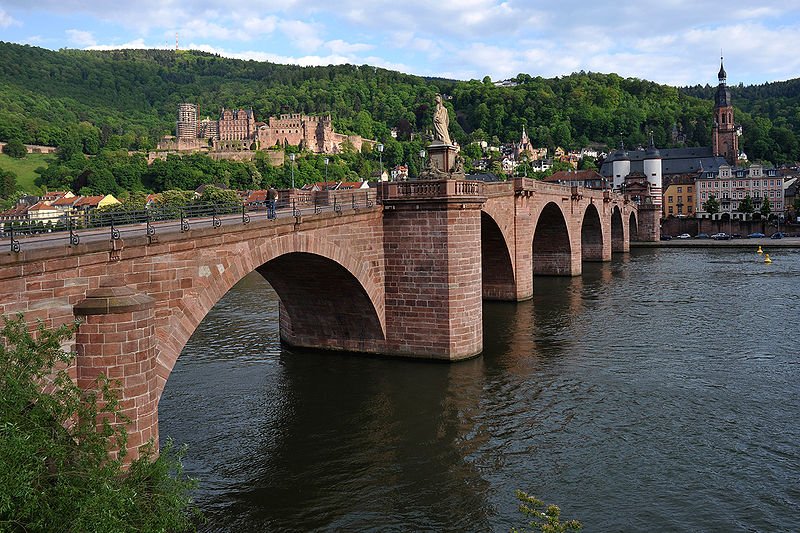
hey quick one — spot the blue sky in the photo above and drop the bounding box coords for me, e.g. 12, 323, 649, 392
1, 0, 799, 86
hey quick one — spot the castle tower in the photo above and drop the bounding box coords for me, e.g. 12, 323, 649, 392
176, 103, 197, 141
712, 58, 738, 165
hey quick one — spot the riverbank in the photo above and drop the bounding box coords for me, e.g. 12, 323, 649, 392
632, 237, 800, 248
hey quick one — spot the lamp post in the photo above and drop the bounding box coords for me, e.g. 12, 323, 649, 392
377, 143, 384, 181
289, 153, 296, 190
324, 157, 329, 183
419, 149, 426, 178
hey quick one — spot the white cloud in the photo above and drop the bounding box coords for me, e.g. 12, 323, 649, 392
3, 0, 800, 85
280, 19, 323, 53
66, 29, 96, 47
326, 39, 372, 55
0, 8, 20, 28
86, 38, 169, 51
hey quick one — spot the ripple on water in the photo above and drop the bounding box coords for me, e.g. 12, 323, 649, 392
159, 248, 800, 532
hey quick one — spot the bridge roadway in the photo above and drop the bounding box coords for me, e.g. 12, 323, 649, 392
0, 178, 653, 461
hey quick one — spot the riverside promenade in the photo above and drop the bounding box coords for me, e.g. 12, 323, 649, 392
632, 237, 800, 248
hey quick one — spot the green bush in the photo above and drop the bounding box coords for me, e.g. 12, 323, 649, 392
512, 490, 582, 533
2, 140, 27, 159
0, 315, 201, 532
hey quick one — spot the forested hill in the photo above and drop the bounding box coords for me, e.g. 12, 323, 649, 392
1, 41, 799, 164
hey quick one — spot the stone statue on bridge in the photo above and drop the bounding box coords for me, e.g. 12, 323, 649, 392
418, 95, 465, 180
432, 94, 452, 146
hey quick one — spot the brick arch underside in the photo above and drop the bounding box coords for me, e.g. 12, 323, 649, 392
154, 235, 385, 396
256, 252, 385, 351
611, 206, 625, 252
629, 211, 639, 241
581, 203, 604, 261
533, 202, 572, 275
480, 211, 516, 300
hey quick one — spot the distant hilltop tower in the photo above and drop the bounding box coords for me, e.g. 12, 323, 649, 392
712, 57, 738, 165
176, 103, 197, 141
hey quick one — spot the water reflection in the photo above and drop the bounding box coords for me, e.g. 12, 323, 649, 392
160, 248, 800, 532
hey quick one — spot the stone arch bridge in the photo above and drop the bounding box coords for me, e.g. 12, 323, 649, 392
0, 178, 654, 459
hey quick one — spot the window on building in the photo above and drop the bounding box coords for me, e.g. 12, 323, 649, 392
688, 196, 693, 203
678, 187, 682, 193
668, 206, 673, 214
688, 206, 693, 213
688, 187, 693, 193
678, 205, 683, 214
668, 196, 673, 203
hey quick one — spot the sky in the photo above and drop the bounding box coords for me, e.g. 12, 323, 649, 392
1, 0, 799, 87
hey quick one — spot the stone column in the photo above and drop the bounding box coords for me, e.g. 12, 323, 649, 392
382, 180, 486, 360
636, 204, 661, 241
74, 286, 158, 463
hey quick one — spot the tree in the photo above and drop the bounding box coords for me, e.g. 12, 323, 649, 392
703, 195, 720, 215
738, 194, 755, 215
577, 156, 597, 171
3, 139, 26, 159
196, 185, 241, 206
512, 490, 582, 533
0, 315, 200, 532
0, 169, 16, 199
760, 197, 771, 218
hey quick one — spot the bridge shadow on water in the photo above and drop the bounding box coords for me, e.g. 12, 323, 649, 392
160, 272, 499, 532
159, 259, 634, 532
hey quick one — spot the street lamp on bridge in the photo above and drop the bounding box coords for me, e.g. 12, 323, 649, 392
289, 153, 296, 190
377, 143, 384, 181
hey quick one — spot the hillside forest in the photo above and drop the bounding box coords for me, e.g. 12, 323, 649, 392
1, 41, 799, 203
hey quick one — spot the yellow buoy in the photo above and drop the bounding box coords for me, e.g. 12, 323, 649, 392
757, 245, 763, 254
764, 253, 772, 263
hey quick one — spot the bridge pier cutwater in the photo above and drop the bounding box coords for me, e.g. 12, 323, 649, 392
0, 179, 653, 459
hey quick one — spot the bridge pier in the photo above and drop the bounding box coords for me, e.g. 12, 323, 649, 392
381, 181, 486, 360
74, 286, 159, 463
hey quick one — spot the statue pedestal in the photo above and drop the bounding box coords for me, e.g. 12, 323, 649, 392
420, 142, 464, 180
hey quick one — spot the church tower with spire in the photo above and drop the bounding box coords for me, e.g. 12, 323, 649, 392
712, 57, 739, 165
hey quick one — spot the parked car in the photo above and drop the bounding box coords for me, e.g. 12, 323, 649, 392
711, 232, 731, 240
731, 233, 742, 239
660, 234, 672, 240
695, 233, 710, 239
747, 232, 765, 238
677, 233, 691, 239
770, 232, 784, 239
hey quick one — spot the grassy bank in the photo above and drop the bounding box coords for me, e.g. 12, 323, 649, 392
0, 153, 52, 193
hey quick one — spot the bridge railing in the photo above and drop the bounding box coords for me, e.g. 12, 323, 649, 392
378, 180, 484, 201
1, 191, 379, 252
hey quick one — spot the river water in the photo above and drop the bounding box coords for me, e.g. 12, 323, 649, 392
159, 247, 800, 532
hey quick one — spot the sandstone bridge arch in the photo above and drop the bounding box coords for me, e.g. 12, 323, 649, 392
479, 208, 516, 301
156, 232, 387, 398
532, 201, 575, 276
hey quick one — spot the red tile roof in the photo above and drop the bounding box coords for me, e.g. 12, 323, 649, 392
339, 181, 366, 190
52, 196, 79, 207
28, 201, 55, 211
74, 196, 105, 207
246, 190, 268, 203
